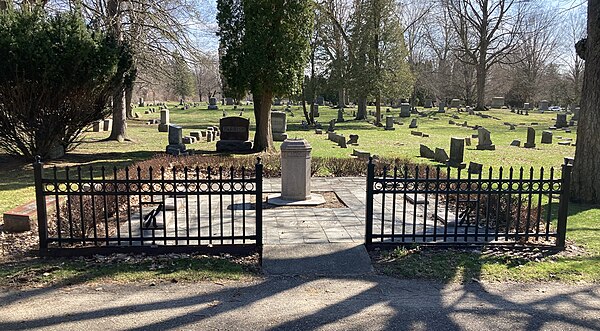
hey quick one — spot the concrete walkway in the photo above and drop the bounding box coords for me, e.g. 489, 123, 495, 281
1, 277, 598, 330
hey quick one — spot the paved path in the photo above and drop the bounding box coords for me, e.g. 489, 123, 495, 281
262, 177, 367, 245
1, 277, 598, 330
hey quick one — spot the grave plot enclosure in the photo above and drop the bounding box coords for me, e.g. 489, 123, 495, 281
365, 159, 571, 248
34, 158, 263, 256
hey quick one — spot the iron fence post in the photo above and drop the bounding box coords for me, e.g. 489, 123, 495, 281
33, 156, 48, 251
556, 161, 572, 249
365, 157, 375, 245
255, 157, 263, 247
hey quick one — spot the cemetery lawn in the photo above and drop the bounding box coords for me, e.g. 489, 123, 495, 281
1, 103, 597, 284
374, 203, 600, 283
0, 253, 259, 288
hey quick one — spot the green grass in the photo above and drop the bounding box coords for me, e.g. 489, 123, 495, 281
1, 102, 596, 284
0, 254, 258, 288
375, 203, 600, 283
0, 102, 575, 215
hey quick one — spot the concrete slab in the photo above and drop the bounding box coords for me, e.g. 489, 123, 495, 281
262, 243, 373, 276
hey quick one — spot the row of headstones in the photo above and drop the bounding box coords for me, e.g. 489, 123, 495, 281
92, 119, 112, 132
383, 117, 418, 130
327, 131, 359, 148
448, 119, 481, 131
510, 109, 530, 115
510, 128, 575, 147
165, 125, 222, 155
419, 137, 467, 168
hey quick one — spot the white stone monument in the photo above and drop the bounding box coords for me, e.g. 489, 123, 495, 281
268, 139, 325, 206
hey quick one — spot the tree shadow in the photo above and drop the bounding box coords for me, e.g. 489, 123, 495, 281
0, 245, 599, 330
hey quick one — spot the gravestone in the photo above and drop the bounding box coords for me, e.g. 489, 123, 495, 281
450, 99, 461, 108
316, 96, 325, 106
327, 119, 336, 132
491, 97, 505, 108
400, 103, 411, 117
208, 97, 219, 110
541, 130, 553, 144
273, 99, 281, 106
271, 111, 288, 141
158, 109, 170, 132
555, 114, 568, 128
420, 144, 435, 159
353, 149, 371, 160
385, 116, 395, 130
337, 108, 345, 122
467, 107, 475, 115
216, 117, 253, 152
190, 131, 202, 140
509, 124, 516, 130
93, 120, 103, 132
524, 102, 532, 110
166, 125, 187, 155
476, 127, 495, 150
448, 137, 466, 168
464, 137, 471, 146
510, 140, 521, 147
573, 107, 580, 121
224, 97, 234, 106
438, 102, 446, 113
206, 131, 214, 142
311, 104, 320, 117
539, 100, 549, 112
524, 127, 536, 148
409, 118, 418, 129
348, 134, 359, 144
103, 119, 112, 131
434, 148, 449, 163
468, 162, 483, 175
182, 136, 196, 144
138, 97, 145, 107
424, 99, 433, 108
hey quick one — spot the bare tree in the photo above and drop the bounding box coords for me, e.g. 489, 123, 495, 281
445, 0, 525, 110
571, 0, 600, 204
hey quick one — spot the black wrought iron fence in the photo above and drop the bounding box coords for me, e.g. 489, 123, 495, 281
365, 159, 571, 248
34, 157, 263, 256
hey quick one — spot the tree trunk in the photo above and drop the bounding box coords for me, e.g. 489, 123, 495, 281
571, 1, 600, 204
375, 91, 381, 126
356, 96, 367, 120
475, 60, 487, 110
125, 84, 133, 119
252, 90, 274, 152
301, 83, 311, 124
108, 87, 127, 142
338, 88, 345, 108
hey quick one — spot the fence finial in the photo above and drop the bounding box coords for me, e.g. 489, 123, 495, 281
368, 156, 373, 164
34, 155, 42, 164
256, 156, 262, 165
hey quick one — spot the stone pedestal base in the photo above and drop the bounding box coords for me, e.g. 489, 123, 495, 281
384, 127, 395, 131
158, 123, 169, 132
524, 143, 536, 148
273, 132, 288, 141
266, 193, 326, 206
208, 105, 219, 110
216, 140, 253, 152
166, 144, 187, 156
476, 144, 495, 150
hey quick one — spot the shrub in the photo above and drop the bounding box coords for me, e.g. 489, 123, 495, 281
0, 8, 129, 160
